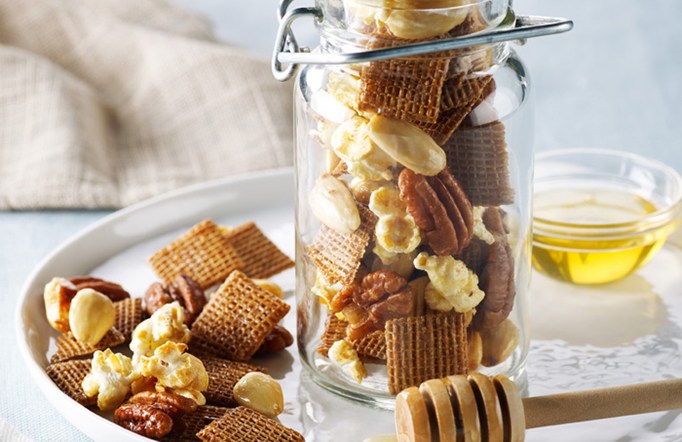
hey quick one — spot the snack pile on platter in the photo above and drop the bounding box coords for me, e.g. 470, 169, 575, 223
43, 219, 303, 441
304, 2, 521, 394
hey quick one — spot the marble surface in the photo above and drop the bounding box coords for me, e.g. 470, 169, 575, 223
2, 1, 681, 441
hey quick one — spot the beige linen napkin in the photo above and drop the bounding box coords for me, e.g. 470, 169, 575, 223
0, 0, 293, 209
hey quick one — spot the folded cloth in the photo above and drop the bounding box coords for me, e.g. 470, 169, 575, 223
0, 0, 293, 209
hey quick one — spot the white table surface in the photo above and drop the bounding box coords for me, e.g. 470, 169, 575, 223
2, 1, 681, 441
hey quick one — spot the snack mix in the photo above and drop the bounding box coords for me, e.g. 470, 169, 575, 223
304, 1, 520, 395
42, 220, 302, 440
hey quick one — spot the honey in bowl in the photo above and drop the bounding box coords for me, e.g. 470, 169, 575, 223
532, 149, 682, 286
532, 188, 672, 284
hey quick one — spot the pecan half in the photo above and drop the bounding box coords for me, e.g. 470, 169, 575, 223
474, 241, 515, 330
330, 270, 414, 339
70, 277, 130, 302
256, 325, 294, 355
142, 274, 206, 325
398, 168, 474, 256
144, 282, 173, 317
129, 391, 197, 417
114, 403, 174, 439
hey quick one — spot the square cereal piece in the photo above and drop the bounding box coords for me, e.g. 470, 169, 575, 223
417, 76, 494, 145
359, 34, 450, 126
50, 327, 126, 364
199, 355, 267, 406
197, 406, 304, 442
316, 314, 348, 357
352, 330, 386, 361
386, 312, 468, 395
114, 297, 144, 342
191, 271, 290, 361
164, 405, 229, 441
224, 222, 294, 279
149, 220, 243, 289
306, 205, 377, 285
45, 359, 95, 406
443, 121, 513, 206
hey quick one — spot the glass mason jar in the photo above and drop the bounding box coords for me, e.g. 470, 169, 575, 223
294, 0, 533, 408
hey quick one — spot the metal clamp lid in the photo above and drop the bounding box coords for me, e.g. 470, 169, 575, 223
272, 2, 573, 81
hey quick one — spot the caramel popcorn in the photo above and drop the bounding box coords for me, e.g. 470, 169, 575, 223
130, 302, 190, 361
473, 206, 495, 245
135, 341, 208, 406
311, 90, 355, 124
331, 116, 396, 181
413, 252, 484, 313
370, 248, 416, 280
369, 185, 421, 254
328, 339, 367, 384
82, 349, 136, 411
253, 279, 284, 299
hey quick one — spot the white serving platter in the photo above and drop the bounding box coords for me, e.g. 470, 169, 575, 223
16, 167, 682, 441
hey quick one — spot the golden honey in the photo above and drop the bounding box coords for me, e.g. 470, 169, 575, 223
532, 188, 675, 284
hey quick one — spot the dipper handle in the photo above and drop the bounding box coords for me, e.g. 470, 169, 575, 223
523, 378, 682, 429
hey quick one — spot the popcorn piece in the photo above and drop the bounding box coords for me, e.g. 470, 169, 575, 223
413, 252, 484, 313
311, 90, 355, 124
473, 206, 495, 245
130, 302, 190, 361
135, 341, 209, 406
233, 372, 284, 418
82, 349, 136, 411
44, 277, 77, 333
328, 339, 367, 384
369, 184, 421, 255
69, 289, 116, 346
368, 115, 446, 176
327, 71, 361, 111
331, 116, 396, 181
309, 173, 361, 234
253, 279, 284, 299
312, 271, 343, 308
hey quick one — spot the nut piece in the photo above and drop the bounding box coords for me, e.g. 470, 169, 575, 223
380, 1, 471, 39
368, 115, 446, 176
475, 240, 515, 330
399, 168, 474, 256
128, 391, 198, 417
70, 276, 130, 302
309, 173, 361, 234
44, 277, 77, 333
480, 319, 519, 367
233, 372, 284, 418
256, 325, 294, 355
69, 289, 116, 346
114, 403, 174, 439
143, 275, 206, 325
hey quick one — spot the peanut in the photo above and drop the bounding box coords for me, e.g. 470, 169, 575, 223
309, 174, 361, 234
233, 372, 284, 418
69, 289, 115, 346
368, 115, 446, 176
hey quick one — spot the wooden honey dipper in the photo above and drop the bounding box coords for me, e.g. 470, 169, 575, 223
395, 372, 682, 441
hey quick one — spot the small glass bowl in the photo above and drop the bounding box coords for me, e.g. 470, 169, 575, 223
532, 149, 682, 284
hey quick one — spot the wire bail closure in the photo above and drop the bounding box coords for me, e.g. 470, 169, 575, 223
272, 1, 573, 81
